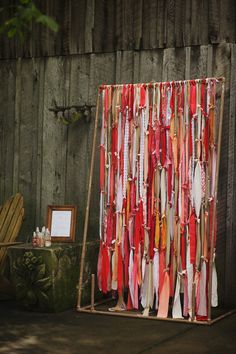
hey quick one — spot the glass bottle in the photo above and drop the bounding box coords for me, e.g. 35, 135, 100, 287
32, 231, 37, 247
45, 228, 51, 247
36, 227, 40, 247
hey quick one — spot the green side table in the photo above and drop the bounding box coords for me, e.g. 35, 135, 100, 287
8, 243, 81, 312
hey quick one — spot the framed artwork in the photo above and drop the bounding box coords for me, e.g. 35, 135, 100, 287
46, 205, 77, 243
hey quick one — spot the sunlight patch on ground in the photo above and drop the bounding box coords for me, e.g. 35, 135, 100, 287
0, 335, 38, 353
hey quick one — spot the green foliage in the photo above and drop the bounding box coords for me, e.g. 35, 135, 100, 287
0, 0, 59, 39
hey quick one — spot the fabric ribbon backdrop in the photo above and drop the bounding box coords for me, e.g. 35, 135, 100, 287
97, 78, 222, 320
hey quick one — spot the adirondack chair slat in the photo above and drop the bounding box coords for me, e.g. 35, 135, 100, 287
0, 193, 24, 275
4, 197, 24, 243
0, 209, 24, 273
0, 194, 22, 243
0, 197, 14, 237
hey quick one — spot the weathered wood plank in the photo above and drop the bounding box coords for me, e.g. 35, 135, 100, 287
149, 0, 158, 49
115, 0, 123, 50
191, 0, 200, 46
190, 46, 202, 79
183, 0, 191, 46
104, 0, 116, 53
174, 47, 186, 80
41, 57, 68, 224
133, 0, 143, 49
0, 61, 16, 201
225, 43, 236, 306
0, 0, 13, 59
156, 0, 165, 48
190, 0, 209, 46
162, 47, 176, 82
84, 0, 95, 53
198, 45, 209, 77
208, 0, 220, 44
35, 58, 45, 227
5, 61, 16, 198
212, 43, 231, 305
32, 0, 43, 57
174, 0, 184, 48
185, 47, 191, 79
186, 44, 208, 83
142, 0, 154, 50
48, 0, 62, 56
69, 0, 80, 54
0, 1, 7, 59
38, 0, 51, 56
219, 0, 236, 43
207, 45, 213, 77
88, 53, 116, 105
162, 47, 186, 82
122, 0, 134, 50
0, 0, 236, 58
61, 0, 71, 55
93, 0, 116, 53
115, 51, 122, 83
65, 55, 91, 240
165, 0, 175, 48
139, 50, 163, 83
93, 0, 105, 52
133, 51, 141, 83
7, 0, 18, 59
17, 59, 41, 237
115, 51, 134, 84
13, 59, 21, 195
199, 0, 209, 45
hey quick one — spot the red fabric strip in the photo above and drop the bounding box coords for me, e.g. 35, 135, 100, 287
102, 245, 110, 293
201, 80, 206, 113
204, 118, 209, 162
122, 85, 128, 113
140, 85, 146, 107
190, 82, 196, 117
189, 210, 196, 265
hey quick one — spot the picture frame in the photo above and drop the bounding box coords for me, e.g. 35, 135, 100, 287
46, 205, 77, 243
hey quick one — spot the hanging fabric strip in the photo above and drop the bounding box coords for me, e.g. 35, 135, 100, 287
97, 78, 222, 321
172, 273, 183, 319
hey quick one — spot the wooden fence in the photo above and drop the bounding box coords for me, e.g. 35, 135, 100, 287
0, 42, 236, 305
0, 0, 236, 59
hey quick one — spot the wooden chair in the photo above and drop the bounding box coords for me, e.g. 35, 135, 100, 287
0, 193, 24, 298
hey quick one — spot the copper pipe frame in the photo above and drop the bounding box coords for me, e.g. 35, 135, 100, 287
77, 301, 236, 326
77, 78, 230, 325
207, 79, 225, 321
76, 91, 101, 309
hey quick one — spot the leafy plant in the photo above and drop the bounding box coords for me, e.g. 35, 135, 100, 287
13, 251, 52, 309
0, 0, 59, 39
